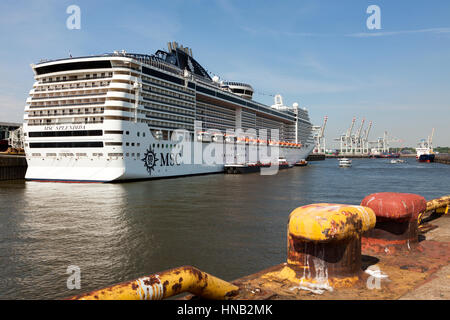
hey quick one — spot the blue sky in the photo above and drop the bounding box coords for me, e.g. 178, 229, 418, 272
0, 0, 449, 147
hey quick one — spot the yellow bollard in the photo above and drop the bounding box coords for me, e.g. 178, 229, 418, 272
69, 266, 239, 300
285, 203, 376, 288
426, 195, 450, 214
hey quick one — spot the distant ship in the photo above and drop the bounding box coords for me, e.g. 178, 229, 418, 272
416, 128, 435, 163
339, 158, 352, 167
377, 152, 400, 159
23, 42, 314, 182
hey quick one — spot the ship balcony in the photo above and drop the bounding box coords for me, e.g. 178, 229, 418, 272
27, 110, 105, 118
29, 100, 106, 109
31, 91, 107, 101
105, 100, 135, 109
33, 82, 110, 94
37, 73, 112, 84
108, 82, 134, 90
106, 91, 136, 100
103, 109, 137, 118
112, 74, 139, 83
31, 92, 107, 101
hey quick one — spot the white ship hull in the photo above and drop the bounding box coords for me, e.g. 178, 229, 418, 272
25, 123, 313, 182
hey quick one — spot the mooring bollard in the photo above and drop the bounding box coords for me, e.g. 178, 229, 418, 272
426, 195, 450, 215
69, 266, 239, 300
286, 203, 376, 288
360, 192, 427, 254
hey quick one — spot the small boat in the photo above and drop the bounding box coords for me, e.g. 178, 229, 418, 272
278, 157, 291, 170
339, 158, 352, 167
295, 159, 308, 167
390, 159, 406, 164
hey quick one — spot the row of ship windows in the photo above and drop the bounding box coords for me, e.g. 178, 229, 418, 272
145, 110, 193, 124
26, 130, 104, 137
141, 75, 195, 96
196, 102, 235, 117
147, 121, 193, 132
142, 99, 194, 115
32, 89, 108, 100
142, 79, 194, 99
141, 92, 195, 109
143, 85, 195, 103
30, 153, 125, 158
35, 81, 111, 93
30, 98, 106, 108
196, 110, 235, 123
27, 114, 191, 131
40, 72, 113, 84
196, 115, 235, 128
142, 103, 195, 118
113, 70, 141, 79
197, 106, 236, 119
28, 152, 204, 159
28, 107, 104, 117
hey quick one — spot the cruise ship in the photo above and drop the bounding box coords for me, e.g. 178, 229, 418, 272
23, 42, 314, 182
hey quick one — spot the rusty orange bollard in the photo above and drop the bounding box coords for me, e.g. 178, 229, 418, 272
286, 203, 376, 288
361, 192, 427, 254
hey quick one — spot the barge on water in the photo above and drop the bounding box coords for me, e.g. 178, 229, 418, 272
224, 158, 291, 174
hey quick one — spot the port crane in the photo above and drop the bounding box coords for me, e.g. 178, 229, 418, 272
371, 131, 404, 154
362, 121, 372, 154
337, 116, 356, 154
354, 118, 365, 154
335, 117, 378, 155
313, 116, 327, 154
428, 128, 435, 152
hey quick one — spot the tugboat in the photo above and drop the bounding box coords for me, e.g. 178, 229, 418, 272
339, 158, 352, 167
416, 128, 435, 163
295, 159, 308, 167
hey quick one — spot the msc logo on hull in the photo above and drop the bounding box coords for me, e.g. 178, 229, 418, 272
141, 146, 182, 175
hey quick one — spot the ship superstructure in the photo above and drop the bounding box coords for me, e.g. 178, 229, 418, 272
416, 128, 435, 162
23, 42, 314, 181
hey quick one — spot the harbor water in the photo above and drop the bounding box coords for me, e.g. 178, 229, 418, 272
0, 158, 449, 299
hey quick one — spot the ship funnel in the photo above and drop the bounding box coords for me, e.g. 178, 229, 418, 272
168, 41, 193, 56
